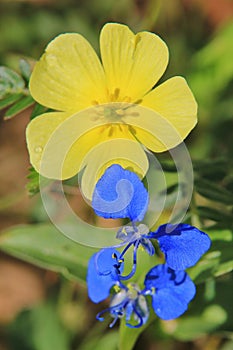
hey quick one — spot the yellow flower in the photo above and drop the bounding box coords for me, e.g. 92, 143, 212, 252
26, 23, 197, 199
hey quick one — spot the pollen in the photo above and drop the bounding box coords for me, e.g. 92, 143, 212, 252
113, 284, 121, 293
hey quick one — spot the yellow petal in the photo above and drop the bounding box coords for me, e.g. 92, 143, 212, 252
62, 123, 138, 180
26, 111, 70, 175
100, 23, 169, 103
26, 109, 106, 179
122, 77, 197, 152
142, 76, 198, 135
26, 106, 147, 180
29, 33, 106, 112
80, 137, 149, 200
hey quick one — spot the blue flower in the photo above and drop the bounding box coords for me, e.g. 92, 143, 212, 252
96, 283, 149, 328
87, 255, 196, 327
92, 164, 149, 221
92, 164, 211, 274
87, 164, 211, 328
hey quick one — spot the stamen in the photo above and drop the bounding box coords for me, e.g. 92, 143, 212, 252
113, 88, 120, 100
96, 299, 128, 326
134, 98, 143, 105
119, 242, 133, 260
120, 240, 140, 280
108, 125, 114, 136
126, 305, 144, 328
109, 317, 119, 328
113, 284, 121, 293
96, 307, 113, 321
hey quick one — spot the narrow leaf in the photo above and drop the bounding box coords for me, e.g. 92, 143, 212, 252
4, 95, 34, 119
160, 160, 177, 172
19, 59, 31, 82
0, 66, 25, 98
30, 102, 48, 120
189, 229, 233, 284
193, 159, 228, 180
196, 206, 232, 224
26, 167, 50, 196
0, 93, 23, 110
195, 178, 233, 205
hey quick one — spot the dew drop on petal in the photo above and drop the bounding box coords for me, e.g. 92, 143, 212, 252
34, 146, 43, 153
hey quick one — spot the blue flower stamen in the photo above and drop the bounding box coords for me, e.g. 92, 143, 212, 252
109, 317, 119, 328
119, 240, 140, 280
126, 305, 144, 328
96, 300, 127, 324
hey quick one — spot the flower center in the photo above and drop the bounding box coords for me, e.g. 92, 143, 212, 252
91, 102, 138, 124
127, 283, 140, 300
91, 87, 142, 125
117, 223, 150, 243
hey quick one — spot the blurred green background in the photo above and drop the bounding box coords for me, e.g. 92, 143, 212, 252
0, 0, 232, 349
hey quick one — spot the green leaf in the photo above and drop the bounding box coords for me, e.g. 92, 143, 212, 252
196, 206, 232, 225
193, 158, 229, 180
30, 102, 48, 119
160, 160, 177, 172
195, 178, 233, 205
4, 95, 34, 119
0, 224, 96, 284
0, 93, 23, 110
8, 302, 71, 350
31, 303, 71, 350
169, 274, 233, 340
0, 66, 25, 98
171, 305, 227, 341
26, 167, 50, 196
189, 22, 233, 106
206, 229, 232, 242
19, 59, 31, 82
189, 229, 233, 284
165, 183, 178, 195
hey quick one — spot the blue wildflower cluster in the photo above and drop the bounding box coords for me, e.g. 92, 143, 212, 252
87, 164, 211, 328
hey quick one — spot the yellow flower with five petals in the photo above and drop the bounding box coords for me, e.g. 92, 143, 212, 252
26, 23, 197, 199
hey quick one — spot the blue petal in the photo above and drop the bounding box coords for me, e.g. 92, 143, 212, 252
144, 264, 196, 320
87, 248, 123, 303
152, 223, 211, 270
92, 164, 149, 221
